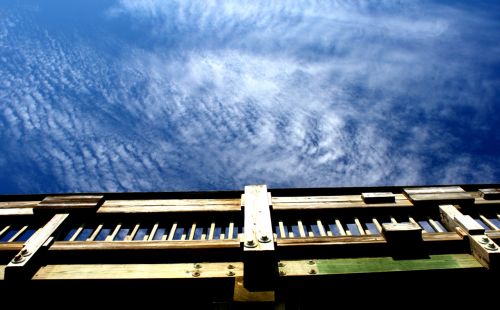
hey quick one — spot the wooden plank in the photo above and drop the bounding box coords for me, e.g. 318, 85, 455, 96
279, 221, 286, 239
228, 222, 234, 240
0, 225, 10, 239
5, 213, 69, 278
455, 215, 485, 235
127, 224, 140, 241
50, 240, 240, 251
479, 215, 499, 230
272, 194, 408, 203
69, 224, 84, 242
317, 220, 326, 237
188, 223, 196, 241
404, 186, 465, 195
0, 208, 33, 215
0, 201, 39, 209
87, 224, 103, 241
407, 193, 474, 205
335, 219, 346, 236
208, 222, 216, 240
354, 218, 365, 236
273, 199, 411, 211
148, 222, 159, 241
243, 185, 275, 291
37, 195, 103, 212
98, 199, 241, 213
243, 185, 274, 250
439, 204, 462, 232
372, 218, 382, 233
428, 218, 444, 233
8, 225, 28, 242
390, 216, 398, 224
33, 262, 243, 280
279, 254, 482, 276
479, 188, 500, 200
168, 223, 177, 241
361, 192, 395, 204
297, 220, 306, 238
106, 223, 121, 241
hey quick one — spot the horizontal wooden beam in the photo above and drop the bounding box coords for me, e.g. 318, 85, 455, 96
36, 196, 103, 213
49, 240, 240, 251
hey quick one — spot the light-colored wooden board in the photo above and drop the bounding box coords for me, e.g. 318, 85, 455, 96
50, 240, 240, 251
404, 187, 465, 195
33, 262, 243, 280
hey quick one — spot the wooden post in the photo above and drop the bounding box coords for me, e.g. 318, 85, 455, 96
242, 185, 276, 291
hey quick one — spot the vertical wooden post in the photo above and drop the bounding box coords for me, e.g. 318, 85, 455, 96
242, 185, 276, 291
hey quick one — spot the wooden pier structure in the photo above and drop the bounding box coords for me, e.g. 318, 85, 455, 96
0, 184, 499, 307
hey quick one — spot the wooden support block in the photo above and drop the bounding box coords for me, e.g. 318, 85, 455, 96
439, 204, 462, 232
5, 213, 69, 279
469, 235, 500, 270
361, 192, 395, 204
455, 215, 485, 235
36, 195, 103, 213
479, 188, 500, 200
382, 223, 423, 256
404, 186, 473, 206
404, 186, 465, 195
242, 185, 276, 291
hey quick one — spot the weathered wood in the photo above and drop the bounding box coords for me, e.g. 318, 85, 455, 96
361, 192, 396, 204
0, 201, 39, 209
87, 224, 103, 241
407, 193, 474, 205
273, 199, 411, 211
317, 220, 326, 237
5, 213, 69, 279
33, 262, 243, 280
243, 185, 275, 291
36, 195, 103, 212
479, 188, 500, 200
404, 186, 465, 195
50, 240, 240, 251
455, 215, 485, 235
278, 254, 482, 276
98, 199, 241, 213
439, 204, 463, 232
469, 235, 500, 270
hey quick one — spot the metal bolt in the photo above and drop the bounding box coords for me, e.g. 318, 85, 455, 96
227, 264, 235, 269
486, 243, 498, 251
21, 248, 31, 257
12, 254, 24, 264
259, 235, 271, 243
278, 262, 285, 267
227, 271, 235, 276
194, 263, 202, 269
245, 240, 257, 248
480, 236, 490, 244
192, 271, 201, 277
279, 270, 286, 276
308, 260, 315, 265
308, 269, 317, 275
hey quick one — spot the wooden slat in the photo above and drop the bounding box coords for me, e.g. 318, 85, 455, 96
106, 223, 121, 241
127, 224, 140, 241
148, 222, 159, 241
278, 221, 286, 239
188, 223, 196, 241
37, 195, 103, 211
87, 224, 103, 241
390, 217, 398, 224
317, 220, 326, 237
0, 225, 11, 239
297, 220, 306, 238
208, 222, 216, 240
335, 219, 346, 236
354, 218, 365, 236
228, 222, 234, 240
168, 223, 178, 241
51, 240, 241, 251
0, 208, 33, 215
0, 201, 39, 209
33, 262, 243, 280
273, 199, 411, 211
479, 215, 499, 230
409, 216, 427, 234
407, 193, 474, 205
8, 225, 28, 242
69, 224, 85, 242
372, 218, 382, 233
428, 218, 444, 233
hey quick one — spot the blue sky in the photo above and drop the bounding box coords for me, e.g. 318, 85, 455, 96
0, 0, 499, 194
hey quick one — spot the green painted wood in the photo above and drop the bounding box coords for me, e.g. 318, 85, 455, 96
316, 254, 482, 275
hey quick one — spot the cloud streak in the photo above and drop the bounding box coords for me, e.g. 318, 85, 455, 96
0, 0, 499, 193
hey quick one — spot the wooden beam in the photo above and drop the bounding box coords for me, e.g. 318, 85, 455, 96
469, 235, 500, 270
243, 185, 275, 291
5, 213, 69, 279
361, 192, 395, 204
479, 188, 500, 200
36, 195, 103, 213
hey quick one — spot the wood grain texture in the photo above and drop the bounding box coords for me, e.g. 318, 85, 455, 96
37, 195, 104, 211
33, 262, 243, 280
0, 201, 39, 209
98, 199, 241, 213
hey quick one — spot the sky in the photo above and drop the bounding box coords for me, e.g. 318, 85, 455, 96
0, 0, 499, 194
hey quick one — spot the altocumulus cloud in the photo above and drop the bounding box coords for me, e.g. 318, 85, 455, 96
0, 0, 499, 194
